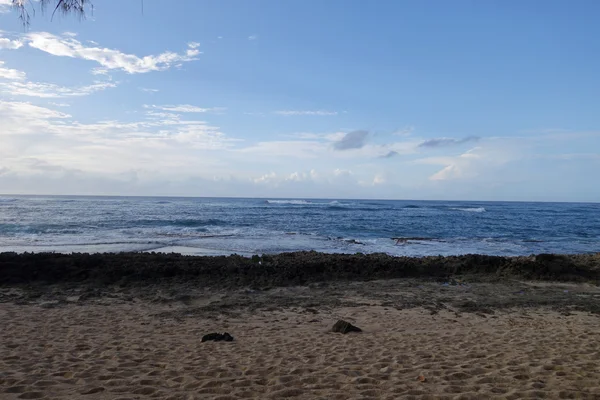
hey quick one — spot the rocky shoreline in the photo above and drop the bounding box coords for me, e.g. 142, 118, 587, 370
1, 251, 599, 287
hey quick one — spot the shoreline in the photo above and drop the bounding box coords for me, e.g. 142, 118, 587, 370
1, 251, 599, 287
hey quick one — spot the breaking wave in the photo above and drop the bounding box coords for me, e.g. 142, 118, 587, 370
452, 207, 486, 213
266, 200, 310, 205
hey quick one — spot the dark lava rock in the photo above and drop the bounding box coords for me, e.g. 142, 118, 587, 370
331, 320, 362, 334
1, 251, 598, 288
201, 332, 234, 342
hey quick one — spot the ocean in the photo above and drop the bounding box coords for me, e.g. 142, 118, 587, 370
0, 195, 598, 256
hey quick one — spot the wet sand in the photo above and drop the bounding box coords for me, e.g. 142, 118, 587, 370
1, 252, 600, 399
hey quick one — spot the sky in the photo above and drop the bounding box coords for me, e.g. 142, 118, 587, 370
0, 0, 599, 201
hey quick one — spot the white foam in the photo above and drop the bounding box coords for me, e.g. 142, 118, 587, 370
452, 207, 486, 213
266, 200, 310, 205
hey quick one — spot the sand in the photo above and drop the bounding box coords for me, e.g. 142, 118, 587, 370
1, 279, 600, 399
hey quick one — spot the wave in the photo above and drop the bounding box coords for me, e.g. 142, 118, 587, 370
267, 200, 349, 206
266, 200, 310, 205
452, 207, 486, 213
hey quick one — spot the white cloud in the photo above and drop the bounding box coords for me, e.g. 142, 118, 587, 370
0, 100, 239, 184
0, 37, 24, 50
188, 42, 200, 49
145, 110, 180, 120
0, 60, 26, 80
275, 110, 338, 116
0, 0, 12, 13
373, 174, 386, 185
333, 168, 353, 177
0, 100, 71, 120
26, 32, 200, 74
239, 131, 422, 162
1, 98, 598, 200
285, 170, 318, 182
0, 80, 117, 98
248, 35, 258, 41
253, 172, 276, 183
145, 104, 225, 113
91, 68, 110, 75
49, 102, 70, 107
417, 145, 514, 181
429, 164, 461, 181
139, 87, 159, 93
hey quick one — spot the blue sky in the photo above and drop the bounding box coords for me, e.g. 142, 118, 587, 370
0, 0, 599, 201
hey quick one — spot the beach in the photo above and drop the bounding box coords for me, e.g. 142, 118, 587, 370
1, 252, 600, 399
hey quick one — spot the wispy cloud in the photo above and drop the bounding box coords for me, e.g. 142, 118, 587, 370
0, 61, 26, 80
333, 130, 369, 150
0, 80, 117, 98
188, 42, 200, 49
0, 100, 235, 148
248, 35, 258, 41
26, 32, 200, 74
275, 110, 338, 116
419, 136, 479, 148
0, 100, 71, 120
145, 104, 225, 113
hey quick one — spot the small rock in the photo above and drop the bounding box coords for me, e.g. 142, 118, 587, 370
331, 320, 362, 334
201, 332, 234, 342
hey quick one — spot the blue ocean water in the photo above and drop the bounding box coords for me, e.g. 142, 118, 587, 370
0, 196, 599, 256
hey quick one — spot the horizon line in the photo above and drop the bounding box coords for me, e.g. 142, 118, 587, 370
1, 193, 598, 205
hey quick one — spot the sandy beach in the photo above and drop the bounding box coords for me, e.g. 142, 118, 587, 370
1, 252, 600, 399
